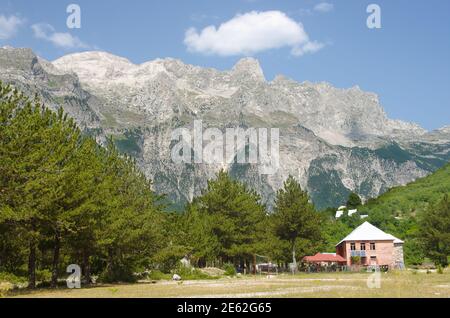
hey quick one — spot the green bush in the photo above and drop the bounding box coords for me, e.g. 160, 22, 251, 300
0, 272, 27, 284
148, 270, 171, 281
151, 245, 189, 273
35, 269, 52, 283
171, 263, 218, 280
36, 280, 67, 288
350, 256, 361, 265
0, 272, 27, 296
98, 265, 137, 283
404, 239, 425, 266
223, 263, 236, 276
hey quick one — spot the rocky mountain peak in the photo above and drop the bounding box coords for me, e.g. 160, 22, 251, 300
0, 47, 449, 210
54, 51, 135, 66
52, 51, 136, 84
438, 125, 450, 133
271, 74, 295, 85
0, 47, 37, 71
231, 57, 265, 82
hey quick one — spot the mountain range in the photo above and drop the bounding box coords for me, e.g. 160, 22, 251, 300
1, 46, 449, 210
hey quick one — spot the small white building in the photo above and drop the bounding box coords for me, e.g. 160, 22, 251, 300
336, 208, 368, 220
335, 210, 344, 218
335, 206, 346, 218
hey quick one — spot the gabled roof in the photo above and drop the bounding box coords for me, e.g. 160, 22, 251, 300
303, 253, 346, 263
386, 234, 404, 244
336, 222, 404, 246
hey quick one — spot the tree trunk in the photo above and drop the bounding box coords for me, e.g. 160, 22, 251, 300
291, 239, 297, 274
106, 247, 114, 279
82, 249, 91, 284
50, 232, 61, 288
28, 240, 36, 289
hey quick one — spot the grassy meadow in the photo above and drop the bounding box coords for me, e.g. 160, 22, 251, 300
5, 270, 450, 298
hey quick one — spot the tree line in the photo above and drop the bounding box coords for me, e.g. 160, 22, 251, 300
0, 82, 448, 288
0, 83, 165, 287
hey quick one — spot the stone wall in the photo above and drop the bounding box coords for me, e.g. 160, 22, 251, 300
393, 243, 405, 269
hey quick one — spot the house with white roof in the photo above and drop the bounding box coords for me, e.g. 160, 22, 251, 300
335, 222, 405, 269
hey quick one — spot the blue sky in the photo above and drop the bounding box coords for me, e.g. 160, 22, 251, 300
0, 0, 449, 130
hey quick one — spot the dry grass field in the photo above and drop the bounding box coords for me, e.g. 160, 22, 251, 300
7, 271, 450, 298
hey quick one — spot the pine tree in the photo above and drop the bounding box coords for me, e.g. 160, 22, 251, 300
419, 194, 450, 267
271, 176, 322, 268
0, 86, 56, 288
187, 170, 267, 267
346, 192, 362, 209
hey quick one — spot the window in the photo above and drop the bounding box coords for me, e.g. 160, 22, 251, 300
350, 242, 356, 250
360, 243, 366, 250
370, 242, 376, 250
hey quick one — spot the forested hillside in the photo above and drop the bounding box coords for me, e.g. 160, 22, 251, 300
360, 163, 450, 218
349, 164, 450, 265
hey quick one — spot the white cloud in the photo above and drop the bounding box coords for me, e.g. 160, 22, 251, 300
0, 15, 24, 40
291, 41, 325, 56
184, 10, 324, 57
31, 23, 89, 49
314, 2, 334, 13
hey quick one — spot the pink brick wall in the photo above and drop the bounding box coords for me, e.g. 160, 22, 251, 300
336, 240, 395, 267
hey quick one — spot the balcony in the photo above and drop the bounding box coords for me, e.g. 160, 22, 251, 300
350, 250, 367, 257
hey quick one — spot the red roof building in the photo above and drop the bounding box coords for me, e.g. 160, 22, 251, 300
302, 253, 346, 264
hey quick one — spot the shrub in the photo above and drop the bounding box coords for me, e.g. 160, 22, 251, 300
151, 245, 189, 273
36, 280, 67, 288
0, 272, 27, 285
223, 263, 236, 276
170, 262, 220, 280
98, 265, 137, 283
172, 264, 213, 280
0, 272, 27, 296
350, 256, 361, 265
35, 269, 52, 283
0, 282, 13, 297
148, 270, 171, 281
